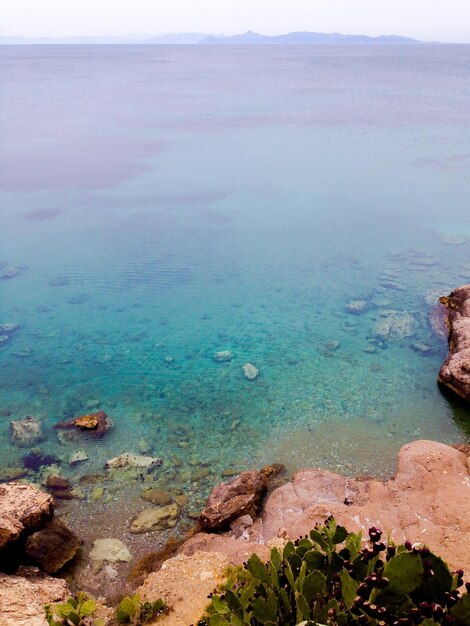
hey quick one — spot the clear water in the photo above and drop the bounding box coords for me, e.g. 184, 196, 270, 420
1, 44, 470, 552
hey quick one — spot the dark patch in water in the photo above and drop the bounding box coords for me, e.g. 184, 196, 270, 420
0, 136, 166, 192
24, 208, 61, 221
23, 450, 59, 471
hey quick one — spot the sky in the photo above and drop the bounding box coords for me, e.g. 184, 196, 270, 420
1, 0, 469, 43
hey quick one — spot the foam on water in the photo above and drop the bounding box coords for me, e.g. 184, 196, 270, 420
0, 44, 469, 566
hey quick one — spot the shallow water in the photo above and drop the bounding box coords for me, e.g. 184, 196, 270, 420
1, 44, 470, 564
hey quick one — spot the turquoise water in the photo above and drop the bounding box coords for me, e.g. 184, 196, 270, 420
1, 45, 470, 548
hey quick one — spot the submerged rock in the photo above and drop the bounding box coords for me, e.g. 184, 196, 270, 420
141, 487, 173, 506
55, 410, 111, 437
89, 538, 132, 563
373, 310, 415, 341
242, 362, 259, 380
0, 483, 53, 550
0, 322, 20, 349
130, 503, 179, 533
345, 300, 368, 314
438, 284, 470, 402
69, 450, 89, 466
105, 453, 162, 470
24, 518, 80, 574
214, 350, 234, 362
0, 264, 21, 280
10, 415, 43, 448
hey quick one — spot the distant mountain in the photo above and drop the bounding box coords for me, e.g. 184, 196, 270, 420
0, 31, 424, 46
199, 30, 420, 45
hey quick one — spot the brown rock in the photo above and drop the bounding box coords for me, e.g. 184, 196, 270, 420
182, 440, 470, 575
0, 483, 53, 550
130, 503, 179, 533
259, 463, 286, 481
24, 518, 80, 574
260, 440, 470, 573
55, 410, 111, 437
45, 476, 71, 491
141, 487, 173, 506
438, 285, 470, 402
0, 569, 69, 626
199, 470, 267, 531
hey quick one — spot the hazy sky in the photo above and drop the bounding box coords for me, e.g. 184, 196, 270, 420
1, 0, 469, 42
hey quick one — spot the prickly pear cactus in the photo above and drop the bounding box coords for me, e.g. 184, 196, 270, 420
198, 517, 470, 626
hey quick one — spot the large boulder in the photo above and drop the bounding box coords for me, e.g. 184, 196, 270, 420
24, 518, 80, 574
0, 569, 69, 626
0, 483, 53, 550
55, 410, 111, 437
10, 415, 43, 448
89, 538, 132, 563
199, 470, 267, 531
438, 284, 470, 401
182, 441, 470, 575
130, 504, 179, 533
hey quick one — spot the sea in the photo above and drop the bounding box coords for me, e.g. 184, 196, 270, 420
0, 43, 469, 571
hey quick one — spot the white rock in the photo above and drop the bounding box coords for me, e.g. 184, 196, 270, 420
10, 415, 43, 448
89, 538, 132, 563
69, 450, 89, 466
243, 362, 259, 380
214, 350, 233, 362
105, 453, 162, 470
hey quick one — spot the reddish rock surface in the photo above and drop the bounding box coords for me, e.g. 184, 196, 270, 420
0, 483, 53, 550
0, 568, 69, 626
184, 441, 470, 574
199, 469, 267, 531
438, 284, 470, 401
55, 410, 111, 437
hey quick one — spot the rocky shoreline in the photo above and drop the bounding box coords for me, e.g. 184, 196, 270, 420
1, 439, 469, 625
1, 285, 470, 624
438, 284, 470, 401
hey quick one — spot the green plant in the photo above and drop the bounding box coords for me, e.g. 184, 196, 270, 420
198, 517, 470, 625
45, 592, 105, 626
116, 594, 167, 625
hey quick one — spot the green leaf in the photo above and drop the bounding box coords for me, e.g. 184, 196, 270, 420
382, 552, 424, 596
302, 570, 326, 601
414, 553, 453, 603
79, 599, 96, 617
331, 525, 348, 544
251, 595, 278, 623
309, 529, 329, 551
304, 550, 325, 571
295, 592, 310, 623
339, 569, 357, 608
208, 614, 230, 626
116, 609, 131, 624
55, 604, 73, 618
295, 560, 307, 592
246, 554, 272, 585
345, 531, 362, 559
68, 611, 80, 626
224, 589, 242, 613
211, 595, 231, 615
451, 594, 470, 625
283, 541, 296, 558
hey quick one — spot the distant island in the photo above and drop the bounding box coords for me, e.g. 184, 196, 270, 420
0, 30, 426, 45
